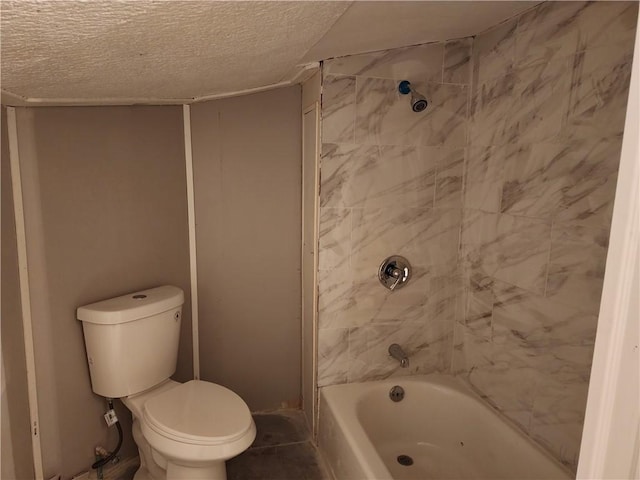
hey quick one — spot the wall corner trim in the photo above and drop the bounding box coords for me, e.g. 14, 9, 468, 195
182, 104, 200, 380
6, 107, 45, 479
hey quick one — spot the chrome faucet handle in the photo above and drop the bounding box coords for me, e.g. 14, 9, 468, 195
378, 256, 412, 291
388, 265, 404, 290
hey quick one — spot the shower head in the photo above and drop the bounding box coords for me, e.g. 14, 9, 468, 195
410, 91, 428, 112
398, 80, 428, 113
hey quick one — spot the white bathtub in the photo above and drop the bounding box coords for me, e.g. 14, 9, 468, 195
318, 374, 572, 480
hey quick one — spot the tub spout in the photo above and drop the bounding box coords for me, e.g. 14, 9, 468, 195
388, 343, 409, 368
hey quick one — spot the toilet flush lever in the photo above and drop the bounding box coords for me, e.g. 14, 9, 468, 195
378, 256, 411, 291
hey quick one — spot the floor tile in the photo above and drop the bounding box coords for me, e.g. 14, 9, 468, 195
227, 410, 329, 480
251, 410, 309, 448
228, 442, 328, 480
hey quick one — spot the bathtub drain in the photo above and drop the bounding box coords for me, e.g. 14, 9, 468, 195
389, 385, 405, 402
397, 455, 414, 466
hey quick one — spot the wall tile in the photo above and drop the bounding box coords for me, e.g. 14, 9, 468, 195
318, 207, 351, 271
464, 288, 492, 340
463, 147, 503, 213
515, 2, 639, 68
460, 209, 499, 277
452, 322, 492, 375
469, 348, 539, 430
530, 377, 589, 469
427, 83, 469, 147
493, 214, 551, 294
546, 224, 609, 315
500, 143, 567, 219
320, 143, 377, 208
355, 77, 426, 146
564, 45, 634, 142
473, 18, 517, 85
346, 270, 431, 326
321, 144, 437, 209
351, 206, 460, 278
324, 43, 444, 82
497, 139, 621, 228
427, 267, 461, 324
351, 206, 431, 275
355, 78, 467, 147
317, 328, 349, 386
463, 211, 552, 294
317, 264, 356, 329
353, 145, 436, 208
492, 280, 596, 346
515, 1, 586, 68
434, 147, 464, 208
444, 38, 472, 84
514, 58, 571, 144
577, 1, 639, 51
466, 269, 496, 307
469, 73, 519, 146
553, 139, 622, 229
322, 75, 356, 144
348, 323, 451, 383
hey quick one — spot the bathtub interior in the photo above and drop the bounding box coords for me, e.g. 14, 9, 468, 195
319, 375, 573, 480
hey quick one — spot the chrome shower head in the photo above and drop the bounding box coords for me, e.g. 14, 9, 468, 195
398, 80, 428, 113
410, 91, 428, 112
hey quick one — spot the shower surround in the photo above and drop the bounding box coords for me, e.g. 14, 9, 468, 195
317, 0, 637, 472
454, 0, 637, 469
317, 38, 471, 386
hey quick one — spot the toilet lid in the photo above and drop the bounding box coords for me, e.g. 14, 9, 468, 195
142, 380, 253, 446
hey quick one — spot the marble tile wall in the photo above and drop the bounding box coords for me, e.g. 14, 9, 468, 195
317, 41, 471, 386
454, 1, 638, 472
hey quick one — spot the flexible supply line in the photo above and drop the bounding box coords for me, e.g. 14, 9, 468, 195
92, 399, 123, 470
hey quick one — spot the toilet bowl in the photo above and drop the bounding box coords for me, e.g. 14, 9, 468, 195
124, 379, 256, 480
77, 286, 256, 480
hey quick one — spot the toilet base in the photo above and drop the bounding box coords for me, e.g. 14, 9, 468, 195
132, 419, 229, 480
132, 467, 152, 480
166, 461, 227, 480
133, 458, 227, 480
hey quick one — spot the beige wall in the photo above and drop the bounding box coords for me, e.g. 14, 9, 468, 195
302, 70, 321, 109
1, 107, 35, 480
15, 106, 192, 479
191, 86, 302, 411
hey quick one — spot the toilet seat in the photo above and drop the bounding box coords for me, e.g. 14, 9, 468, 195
142, 380, 253, 446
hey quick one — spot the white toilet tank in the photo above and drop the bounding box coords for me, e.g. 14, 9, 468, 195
77, 285, 184, 398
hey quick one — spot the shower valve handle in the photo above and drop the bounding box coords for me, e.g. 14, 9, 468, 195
386, 265, 404, 290
378, 256, 412, 291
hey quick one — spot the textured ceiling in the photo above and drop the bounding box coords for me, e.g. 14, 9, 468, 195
303, 1, 538, 62
0, 1, 537, 105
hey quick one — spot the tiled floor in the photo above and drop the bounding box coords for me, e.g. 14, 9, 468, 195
227, 410, 330, 480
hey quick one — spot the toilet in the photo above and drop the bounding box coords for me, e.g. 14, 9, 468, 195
77, 285, 256, 480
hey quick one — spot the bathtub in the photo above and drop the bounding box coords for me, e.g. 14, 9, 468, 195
318, 374, 572, 480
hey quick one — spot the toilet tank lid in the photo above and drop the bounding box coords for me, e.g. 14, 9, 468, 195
77, 285, 184, 325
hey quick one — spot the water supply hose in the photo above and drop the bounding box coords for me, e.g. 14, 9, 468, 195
92, 399, 123, 470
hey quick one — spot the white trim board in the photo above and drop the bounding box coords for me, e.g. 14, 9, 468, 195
182, 104, 200, 380
7, 107, 44, 480
301, 101, 320, 437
